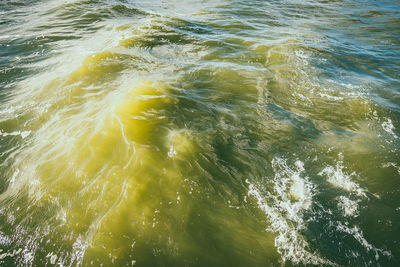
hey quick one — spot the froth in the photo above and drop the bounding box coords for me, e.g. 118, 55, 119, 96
336, 222, 392, 260
247, 157, 332, 265
318, 156, 365, 197
337, 196, 359, 217
382, 118, 398, 139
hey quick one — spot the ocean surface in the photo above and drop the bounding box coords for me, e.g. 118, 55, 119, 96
0, 0, 400, 266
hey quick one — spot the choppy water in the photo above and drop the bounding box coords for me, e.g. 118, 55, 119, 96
1, 0, 400, 266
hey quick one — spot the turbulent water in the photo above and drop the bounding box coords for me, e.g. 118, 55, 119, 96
0, 0, 400, 266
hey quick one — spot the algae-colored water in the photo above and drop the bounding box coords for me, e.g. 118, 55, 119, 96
0, 0, 400, 266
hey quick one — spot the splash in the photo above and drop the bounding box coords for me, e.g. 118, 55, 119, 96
318, 154, 366, 197
382, 118, 398, 139
246, 157, 333, 265
336, 196, 359, 217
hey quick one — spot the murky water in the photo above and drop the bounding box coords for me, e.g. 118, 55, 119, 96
1, 0, 400, 266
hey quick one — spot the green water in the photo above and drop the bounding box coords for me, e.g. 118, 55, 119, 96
0, 0, 400, 266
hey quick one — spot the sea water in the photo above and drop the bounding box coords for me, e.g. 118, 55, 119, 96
0, 0, 399, 266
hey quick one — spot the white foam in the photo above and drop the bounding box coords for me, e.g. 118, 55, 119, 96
382, 118, 397, 138
318, 157, 365, 197
0, 231, 11, 246
9, 169, 20, 185
0, 247, 23, 261
336, 222, 392, 260
318, 92, 344, 101
295, 49, 309, 65
337, 196, 359, 217
0, 130, 31, 139
168, 145, 176, 158
71, 235, 88, 266
46, 252, 58, 264
22, 249, 34, 264
247, 157, 333, 265
381, 162, 400, 175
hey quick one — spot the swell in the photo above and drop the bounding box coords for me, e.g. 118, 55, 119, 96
0, 0, 399, 266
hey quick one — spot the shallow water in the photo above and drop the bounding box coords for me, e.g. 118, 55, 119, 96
0, 0, 400, 266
